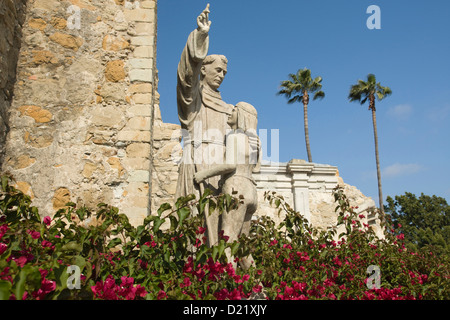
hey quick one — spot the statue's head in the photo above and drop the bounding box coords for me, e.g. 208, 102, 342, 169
201, 54, 228, 91
228, 101, 258, 132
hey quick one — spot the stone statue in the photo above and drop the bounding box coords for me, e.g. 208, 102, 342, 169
175, 4, 234, 247
195, 102, 261, 269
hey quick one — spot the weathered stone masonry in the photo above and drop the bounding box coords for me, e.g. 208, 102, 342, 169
0, 0, 28, 164
1, 0, 158, 226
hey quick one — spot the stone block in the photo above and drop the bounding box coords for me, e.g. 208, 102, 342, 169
124, 181, 149, 196
18, 105, 52, 123
128, 58, 152, 69
49, 32, 83, 51
127, 196, 149, 208
129, 83, 152, 94
130, 35, 154, 46
53, 187, 71, 210
8, 155, 36, 170
34, 0, 61, 11
128, 105, 152, 117
122, 157, 150, 170
15, 181, 34, 200
132, 93, 152, 104
124, 116, 151, 131
107, 157, 125, 178
127, 170, 150, 182
91, 106, 123, 128
135, 22, 154, 35
129, 69, 153, 83
32, 50, 58, 65
133, 46, 153, 58
126, 142, 150, 158
105, 60, 126, 82
24, 131, 54, 148
29, 18, 47, 31
102, 35, 130, 51
124, 9, 154, 22
117, 130, 151, 142
140, 1, 156, 9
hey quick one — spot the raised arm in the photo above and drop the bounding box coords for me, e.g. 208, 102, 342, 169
177, 4, 212, 122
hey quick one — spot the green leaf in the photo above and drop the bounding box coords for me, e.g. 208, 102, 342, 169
54, 265, 69, 291
212, 246, 219, 261
157, 203, 172, 217
230, 242, 240, 256
1, 176, 8, 191
153, 217, 165, 233
107, 237, 122, 249
0, 280, 12, 300
218, 240, 226, 259
169, 215, 178, 230
143, 215, 158, 226
177, 207, 190, 226
13, 265, 41, 300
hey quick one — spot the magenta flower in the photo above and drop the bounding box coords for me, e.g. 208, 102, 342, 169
43, 216, 51, 226
157, 290, 167, 300
0, 243, 7, 255
14, 256, 28, 268
27, 229, 40, 240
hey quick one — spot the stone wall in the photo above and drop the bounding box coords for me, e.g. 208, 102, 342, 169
0, 0, 28, 164
1, 0, 158, 226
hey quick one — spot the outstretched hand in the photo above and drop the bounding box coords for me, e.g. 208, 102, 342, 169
197, 3, 211, 33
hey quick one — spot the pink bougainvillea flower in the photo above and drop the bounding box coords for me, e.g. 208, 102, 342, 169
135, 285, 147, 298
180, 277, 192, 288
27, 229, 40, 240
0, 243, 7, 255
0, 224, 9, 240
196, 226, 206, 235
14, 256, 28, 268
228, 288, 242, 300
43, 216, 51, 226
396, 234, 405, 240
157, 290, 167, 300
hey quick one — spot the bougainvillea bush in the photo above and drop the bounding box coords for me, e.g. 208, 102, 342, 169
0, 175, 448, 300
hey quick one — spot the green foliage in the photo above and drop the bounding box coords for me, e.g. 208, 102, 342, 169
1, 174, 449, 300
385, 192, 450, 255
348, 73, 392, 109
277, 68, 325, 104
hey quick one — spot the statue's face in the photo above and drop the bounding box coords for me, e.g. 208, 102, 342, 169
227, 106, 238, 128
201, 59, 227, 91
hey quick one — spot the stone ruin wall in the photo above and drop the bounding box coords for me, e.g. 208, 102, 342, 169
0, 0, 28, 164
1, 0, 158, 226
0, 0, 381, 236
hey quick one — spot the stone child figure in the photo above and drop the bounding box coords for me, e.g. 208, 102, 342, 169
195, 102, 261, 269
175, 4, 234, 247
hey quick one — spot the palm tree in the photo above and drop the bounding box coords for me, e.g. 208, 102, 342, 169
278, 68, 325, 163
348, 73, 392, 214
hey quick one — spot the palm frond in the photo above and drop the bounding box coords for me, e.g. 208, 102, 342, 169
313, 91, 325, 100
288, 95, 302, 104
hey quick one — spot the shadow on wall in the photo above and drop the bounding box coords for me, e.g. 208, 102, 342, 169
0, 0, 28, 165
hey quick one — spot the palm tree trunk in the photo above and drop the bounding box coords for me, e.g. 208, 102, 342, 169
303, 92, 312, 162
371, 103, 384, 214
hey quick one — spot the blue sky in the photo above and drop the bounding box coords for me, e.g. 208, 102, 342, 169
156, 0, 450, 205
